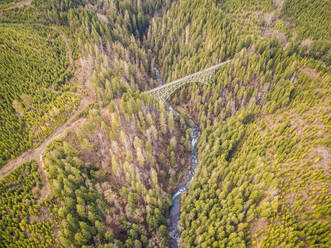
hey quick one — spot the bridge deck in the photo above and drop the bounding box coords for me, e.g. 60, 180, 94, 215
146, 60, 231, 94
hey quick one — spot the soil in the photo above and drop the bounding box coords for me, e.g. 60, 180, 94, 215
262, 28, 288, 47
301, 67, 318, 80
4, 0, 31, 10
250, 217, 268, 248
312, 145, 330, 174
0, 96, 91, 179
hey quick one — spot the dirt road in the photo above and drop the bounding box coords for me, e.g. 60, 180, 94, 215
0, 96, 91, 180
0, 24, 93, 182
4, 0, 31, 10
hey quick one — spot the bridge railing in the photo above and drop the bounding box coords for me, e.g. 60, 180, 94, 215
146, 60, 231, 94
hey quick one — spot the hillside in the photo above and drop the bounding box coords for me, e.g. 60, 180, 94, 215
0, 0, 330, 247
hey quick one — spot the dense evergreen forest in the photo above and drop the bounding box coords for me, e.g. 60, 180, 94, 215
0, 23, 79, 167
0, 0, 330, 247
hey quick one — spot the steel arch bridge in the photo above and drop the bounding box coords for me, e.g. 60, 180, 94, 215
146, 60, 231, 101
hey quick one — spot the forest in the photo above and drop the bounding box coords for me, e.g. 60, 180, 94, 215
0, 0, 330, 247
41, 92, 192, 247
0, 161, 58, 247
0, 22, 79, 167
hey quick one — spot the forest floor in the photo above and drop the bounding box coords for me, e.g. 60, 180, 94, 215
4, 0, 31, 10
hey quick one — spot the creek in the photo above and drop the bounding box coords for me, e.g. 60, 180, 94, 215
154, 68, 201, 248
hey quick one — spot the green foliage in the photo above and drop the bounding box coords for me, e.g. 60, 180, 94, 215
1, 0, 330, 247
41, 92, 191, 246
145, 0, 330, 246
64, 91, 191, 247
0, 0, 20, 10
44, 140, 113, 246
0, 161, 58, 247
0, 23, 79, 167
282, 0, 331, 40
0, 6, 48, 24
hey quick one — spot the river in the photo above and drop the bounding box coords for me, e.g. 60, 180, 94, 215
154, 68, 201, 248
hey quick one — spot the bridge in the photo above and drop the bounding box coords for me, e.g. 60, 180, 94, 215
146, 60, 231, 101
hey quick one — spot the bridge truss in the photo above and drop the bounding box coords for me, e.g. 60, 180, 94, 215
146, 60, 231, 101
